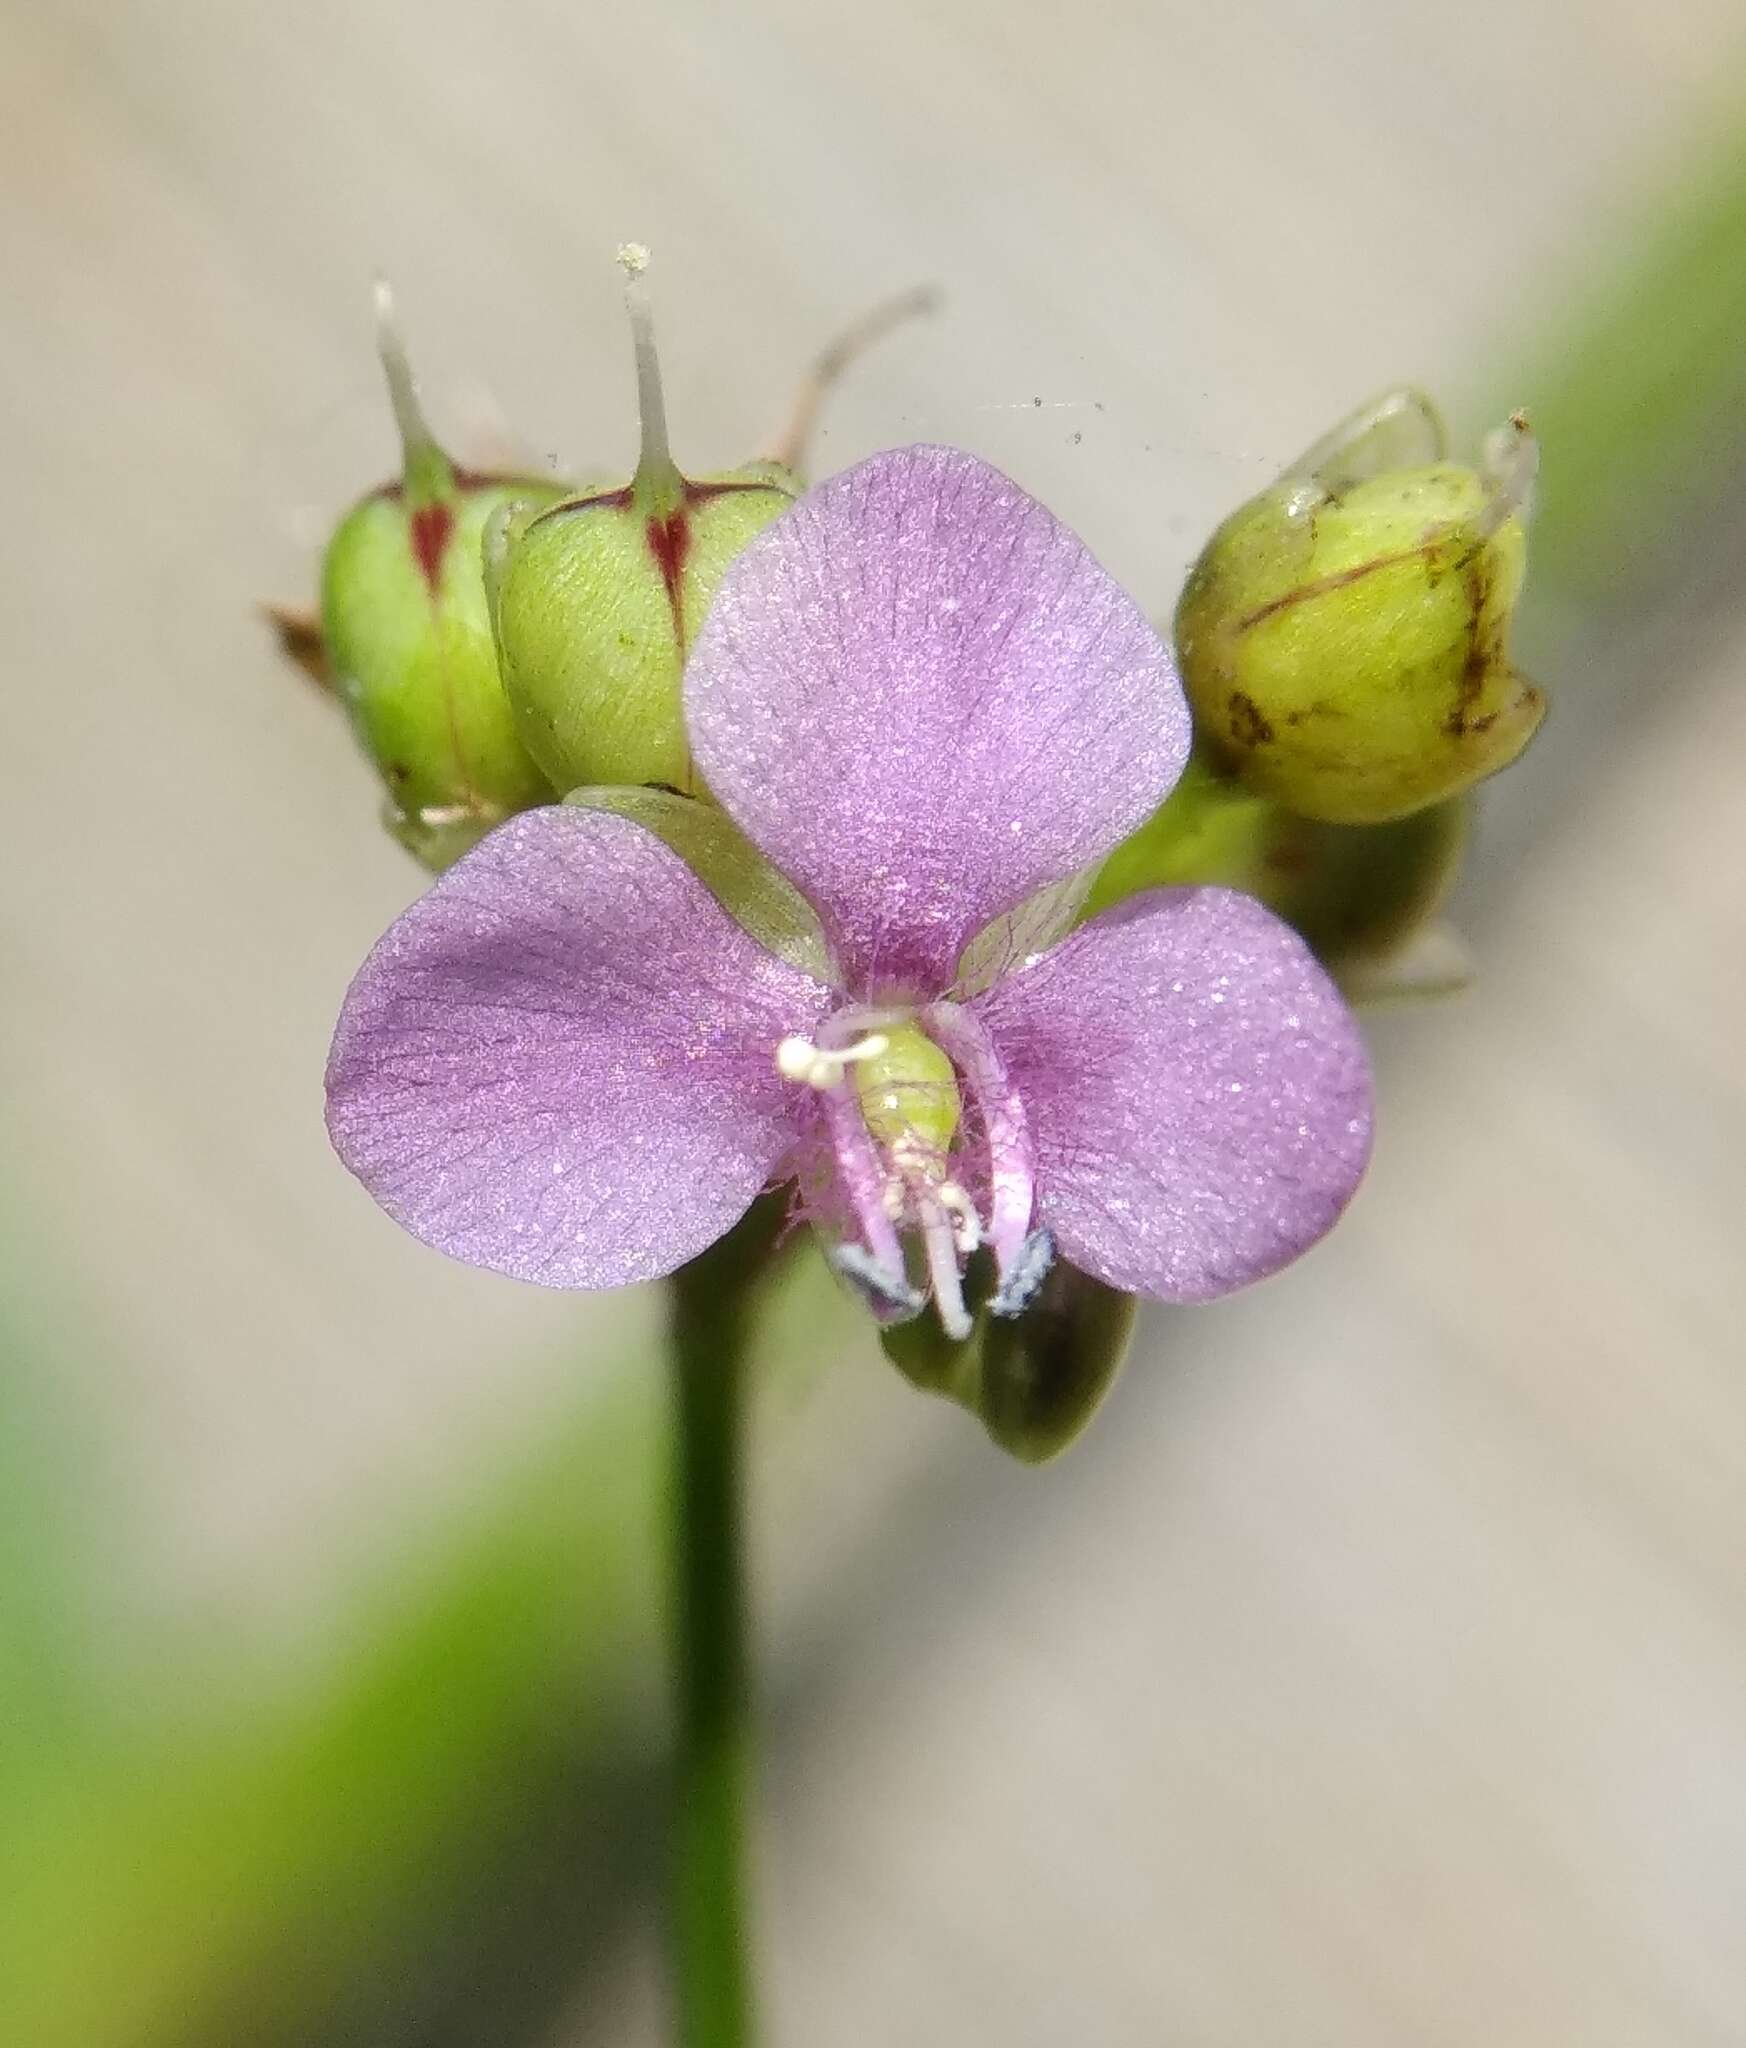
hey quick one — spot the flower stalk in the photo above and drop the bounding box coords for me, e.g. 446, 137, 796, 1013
666, 1200, 781, 2048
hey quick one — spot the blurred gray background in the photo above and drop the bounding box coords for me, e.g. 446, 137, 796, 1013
3, 3, 1745, 2043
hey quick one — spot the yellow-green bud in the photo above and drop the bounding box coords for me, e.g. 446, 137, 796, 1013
487, 247, 797, 795
1175, 389, 1546, 825
320, 286, 566, 868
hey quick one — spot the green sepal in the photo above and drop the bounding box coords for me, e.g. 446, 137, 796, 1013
561, 785, 831, 978
880, 1252, 1137, 1465
1085, 747, 1470, 997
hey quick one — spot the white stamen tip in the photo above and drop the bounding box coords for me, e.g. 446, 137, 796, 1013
934, 1180, 982, 1254
774, 1031, 890, 1092
616, 241, 651, 277
776, 1036, 822, 1083
937, 1299, 974, 1344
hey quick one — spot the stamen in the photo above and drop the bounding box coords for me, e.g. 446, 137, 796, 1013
921, 1000, 1037, 1284
936, 1181, 982, 1255
990, 1226, 1056, 1318
797, 1010, 1017, 1344
817, 1077, 909, 1280
919, 1198, 973, 1343
775, 1031, 891, 1091
887, 1131, 943, 1180
832, 1243, 924, 1321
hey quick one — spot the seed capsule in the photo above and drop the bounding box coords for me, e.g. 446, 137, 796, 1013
1175, 389, 1546, 825
319, 285, 565, 868
487, 247, 798, 795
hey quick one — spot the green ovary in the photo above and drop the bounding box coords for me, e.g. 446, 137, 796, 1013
852, 1024, 962, 1159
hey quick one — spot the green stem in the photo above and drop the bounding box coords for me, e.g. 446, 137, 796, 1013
666, 1202, 780, 2048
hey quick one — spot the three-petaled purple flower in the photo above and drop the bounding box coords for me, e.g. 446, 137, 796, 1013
327, 447, 1372, 1337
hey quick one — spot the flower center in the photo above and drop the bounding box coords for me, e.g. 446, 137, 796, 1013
774, 1005, 1049, 1340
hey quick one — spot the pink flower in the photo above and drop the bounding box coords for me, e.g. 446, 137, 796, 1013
327, 448, 1372, 1334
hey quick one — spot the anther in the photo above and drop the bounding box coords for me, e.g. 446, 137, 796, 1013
775, 1031, 891, 1091
990, 1226, 1056, 1319
832, 1243, 925, 1321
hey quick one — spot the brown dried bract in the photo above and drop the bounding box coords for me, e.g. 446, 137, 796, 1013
261, 602, 334, 693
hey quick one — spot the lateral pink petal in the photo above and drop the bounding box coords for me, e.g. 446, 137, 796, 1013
326, 807, 833, 1288
973, 888, 1373, 1301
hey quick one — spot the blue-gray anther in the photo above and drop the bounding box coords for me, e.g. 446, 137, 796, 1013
991, 1227, 1056, 1318
832, 1242, 925, 1320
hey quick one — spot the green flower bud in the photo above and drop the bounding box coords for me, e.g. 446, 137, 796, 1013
1175, 389, 1546, 825
1086, 747, 1472, 999
487, 247, 798, 795
881, 1251, 1136, 1464
320, 285, 567, 867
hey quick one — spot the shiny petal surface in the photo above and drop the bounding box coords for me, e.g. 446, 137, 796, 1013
686, 445, 1189, 993
327, 807, 832, 1287
974, 888, 1372, 1301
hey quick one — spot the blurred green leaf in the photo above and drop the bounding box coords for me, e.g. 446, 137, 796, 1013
1485, 106, 1746, 599
0, 1220, 835, 2048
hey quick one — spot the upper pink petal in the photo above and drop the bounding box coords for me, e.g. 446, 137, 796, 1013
685, 446, 1189, 994
326, 807, 833, 1288
972, 888, 1373, 1301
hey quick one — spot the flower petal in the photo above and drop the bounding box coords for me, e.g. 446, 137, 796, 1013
972, 888, 1372, 1301
685, 445, 1189, 992
326, 807, 832, 1287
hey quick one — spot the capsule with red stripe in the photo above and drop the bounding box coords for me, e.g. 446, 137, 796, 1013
485, 245, 797, 797
319, 284, 566, 869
